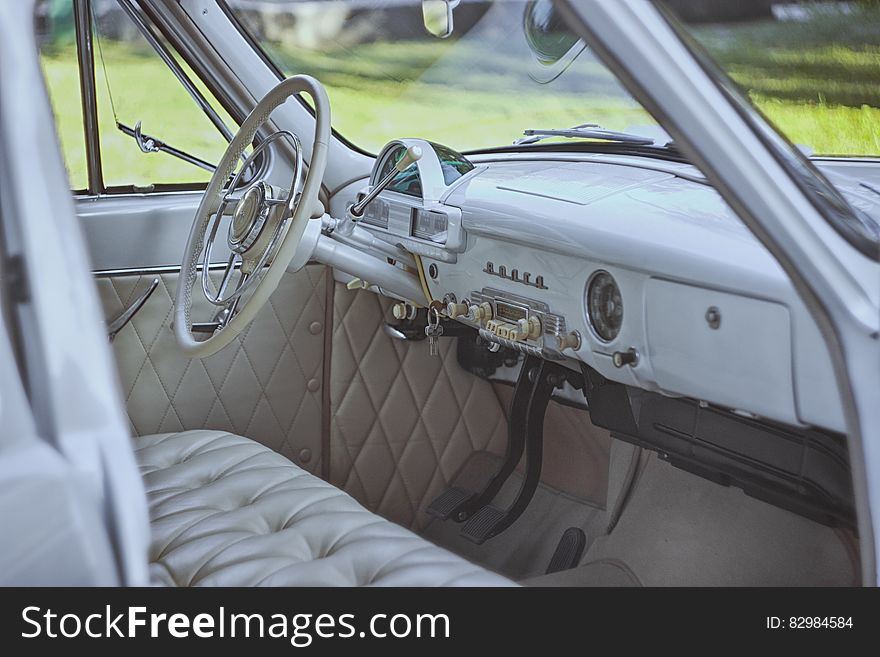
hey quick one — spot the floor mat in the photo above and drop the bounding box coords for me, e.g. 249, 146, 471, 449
422, 452, 608, 581
572, 453, 859, 586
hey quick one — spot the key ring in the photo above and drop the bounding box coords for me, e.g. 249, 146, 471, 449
428, 306, 441, 328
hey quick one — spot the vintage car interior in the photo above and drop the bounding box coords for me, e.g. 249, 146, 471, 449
2, 0, 878, 586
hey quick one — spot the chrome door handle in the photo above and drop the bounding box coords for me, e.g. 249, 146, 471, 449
107, 277, 159, 342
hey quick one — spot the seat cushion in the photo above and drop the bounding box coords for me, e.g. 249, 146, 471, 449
134, 430, 513, 586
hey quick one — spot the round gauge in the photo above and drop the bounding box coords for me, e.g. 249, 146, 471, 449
587, 271, 623, 342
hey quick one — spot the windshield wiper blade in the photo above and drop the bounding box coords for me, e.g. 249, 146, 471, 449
117, 120, 217, 173
516, 123, 656, 146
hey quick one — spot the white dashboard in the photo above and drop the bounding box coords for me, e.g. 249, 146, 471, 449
336, 142, 873, 434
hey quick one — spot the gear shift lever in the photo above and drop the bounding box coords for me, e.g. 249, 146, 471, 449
348, 145, 423, 219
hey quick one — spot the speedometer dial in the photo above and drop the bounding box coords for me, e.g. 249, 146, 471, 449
587, 271, 623, 342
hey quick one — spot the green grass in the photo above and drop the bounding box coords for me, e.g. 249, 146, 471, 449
41, 40, 234, 189
690, 8, 880, 155
40, 6, 880, 188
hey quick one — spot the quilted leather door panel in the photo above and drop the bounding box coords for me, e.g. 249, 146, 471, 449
330, 284, 509, 530
96, 266, 328, 475
330, 284, 613, 531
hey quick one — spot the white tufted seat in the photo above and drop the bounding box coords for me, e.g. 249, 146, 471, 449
134, 430, 513, 586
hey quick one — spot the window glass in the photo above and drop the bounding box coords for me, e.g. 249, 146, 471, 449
230, 0, 659, 154
93, 2, 237, 188
37, 1, 88, 190
663, 0, 880, 156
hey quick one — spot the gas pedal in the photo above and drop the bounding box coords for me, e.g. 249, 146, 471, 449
546, 527, 587, 574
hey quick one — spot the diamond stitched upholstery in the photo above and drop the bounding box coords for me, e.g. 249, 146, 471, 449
96, 267, 326, 474
135, 430, 514, 586
330, 284, 508, 530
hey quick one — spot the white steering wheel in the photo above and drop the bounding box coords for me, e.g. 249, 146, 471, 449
174, 75, 330, 358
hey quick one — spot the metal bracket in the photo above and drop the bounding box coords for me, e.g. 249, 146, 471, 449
107, 278, 159, 341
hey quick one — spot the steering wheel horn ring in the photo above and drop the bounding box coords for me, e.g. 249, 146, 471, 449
173, 75, 330, 358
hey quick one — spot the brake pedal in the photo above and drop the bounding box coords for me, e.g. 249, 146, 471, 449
460, 505, 506, 544
460, 357, 566, 544
425, 355, 539, 523
546, 527, 587, 574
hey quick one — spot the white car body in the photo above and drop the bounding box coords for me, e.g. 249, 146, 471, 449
1, 0, 877, 585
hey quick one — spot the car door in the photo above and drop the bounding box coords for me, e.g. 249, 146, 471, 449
38, 0, 328, 474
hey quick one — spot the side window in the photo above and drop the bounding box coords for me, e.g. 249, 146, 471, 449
38, 2, 88, 191
93, 3, 237, 189
37, 0, 238, 193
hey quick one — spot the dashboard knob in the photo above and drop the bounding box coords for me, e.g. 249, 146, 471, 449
527, 316, 542, 339
516, 317, 541, 340
446, 301, 469, 319
392, 303, 409, 320
612, 348, 639, 368
556, 331, 581, 351
470, 302, 493, 322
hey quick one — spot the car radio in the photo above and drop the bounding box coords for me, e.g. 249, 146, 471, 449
449, 288, 580, 360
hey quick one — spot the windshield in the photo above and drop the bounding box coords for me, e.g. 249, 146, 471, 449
229, 0, 659, 153
666, 1, 880, 157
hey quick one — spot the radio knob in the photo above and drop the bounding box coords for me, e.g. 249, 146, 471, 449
527, 316, 542, 339
446, 301, 469, 318
516, 316, 541, 340
469, 302, 493, 322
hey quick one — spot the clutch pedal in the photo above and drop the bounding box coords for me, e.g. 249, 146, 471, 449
459, 356, 565, 544
425, 354, 545, 523
426, 487, 475, 521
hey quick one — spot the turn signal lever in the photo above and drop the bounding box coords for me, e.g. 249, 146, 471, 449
348, 145, 423, 219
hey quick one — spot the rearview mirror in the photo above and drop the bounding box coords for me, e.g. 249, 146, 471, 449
422, 0, 460, 39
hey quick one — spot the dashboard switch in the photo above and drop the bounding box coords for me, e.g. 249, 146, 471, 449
392, 302, 413, 320
612, 348, 639, 368
556, 331, 582, 351
446, 301, 469, 318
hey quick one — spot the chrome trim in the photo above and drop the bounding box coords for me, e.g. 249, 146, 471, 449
116, 0, 234, 143
92, 262, 240, 278
584, 269, 622, 344
107, 277, 159, 341
201, 131, 303, 306
483, 261, 548, 290
92, 259, 320, 278
478, 328, 564, 361
191, 322, 221, 335
74, 0, 103, 194
117, 120, 217, 172
382, 323, 408, 341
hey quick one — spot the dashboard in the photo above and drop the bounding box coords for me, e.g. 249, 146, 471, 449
348, 139, 852, 434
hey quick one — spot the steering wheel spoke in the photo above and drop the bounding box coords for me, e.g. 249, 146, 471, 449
216, 257, 241, 300
218, 195, 242, 216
